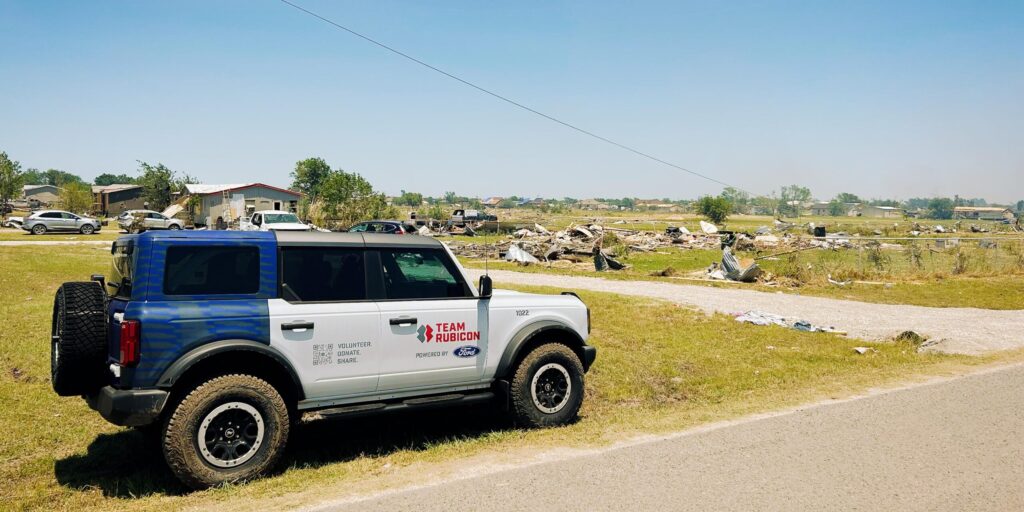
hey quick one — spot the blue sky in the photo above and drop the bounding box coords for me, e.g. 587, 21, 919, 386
1, 1, 1022, 202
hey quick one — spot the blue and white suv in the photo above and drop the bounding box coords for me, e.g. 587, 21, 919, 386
50, 230, 595, 488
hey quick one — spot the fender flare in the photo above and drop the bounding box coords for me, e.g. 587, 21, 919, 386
495, 320, 589, 379
156, 339, 304, 398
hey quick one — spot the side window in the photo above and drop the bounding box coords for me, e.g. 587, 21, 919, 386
40, 212, 61, 219
281, 247, 366, 302
252, 214, 262, 225
379, 248, 471, 299
163, 246, 260, 295
62, 213, 79, 219
349, 223, 367, 233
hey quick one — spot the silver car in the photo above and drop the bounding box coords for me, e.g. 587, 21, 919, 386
21, 210, 102, 235
117, 210, 184, 233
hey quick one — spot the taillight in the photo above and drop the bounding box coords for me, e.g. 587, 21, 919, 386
120, 320, 140, 367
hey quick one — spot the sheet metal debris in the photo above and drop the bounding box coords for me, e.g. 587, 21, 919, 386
734, 311, 845, 334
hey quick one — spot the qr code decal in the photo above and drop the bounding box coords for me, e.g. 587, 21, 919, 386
312, 344, 334, 366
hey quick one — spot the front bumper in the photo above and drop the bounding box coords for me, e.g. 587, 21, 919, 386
582, 345, 597, 372
86, 386, 169, 427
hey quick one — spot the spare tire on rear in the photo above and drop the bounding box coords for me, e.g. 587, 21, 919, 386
51, 282, 108, 396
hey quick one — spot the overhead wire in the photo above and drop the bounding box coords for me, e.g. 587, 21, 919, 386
277, 0, 757, 196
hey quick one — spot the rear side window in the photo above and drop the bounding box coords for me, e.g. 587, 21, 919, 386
281, 247, 366, 302
164, 246, 260, 296
379, 248, 471, 299
40, 212, 61, 218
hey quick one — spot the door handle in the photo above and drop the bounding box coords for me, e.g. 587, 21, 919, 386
389, 317, 417, 326
282, 321, 315, 331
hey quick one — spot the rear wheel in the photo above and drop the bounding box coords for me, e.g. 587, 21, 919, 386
509, 343, 585, 427
51, 282, 108, 396
80, 224, 95, 235
168, 223, 182, 230
162, 374, 289, 489
31, 224, 46, 235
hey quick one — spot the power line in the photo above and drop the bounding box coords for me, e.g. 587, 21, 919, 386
277, 0, 753, 196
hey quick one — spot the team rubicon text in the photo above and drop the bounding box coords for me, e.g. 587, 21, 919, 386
417, 322, 480, 343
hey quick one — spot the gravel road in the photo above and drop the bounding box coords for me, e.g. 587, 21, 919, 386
318, 363, 1024, 512
469, 269, 1024, 355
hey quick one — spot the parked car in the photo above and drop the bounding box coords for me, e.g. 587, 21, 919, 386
117, 210, 184, 233
3, 216, 23, 229
49, 230, 595, 488
21, 210, 102, 235
240, 210, 309, 231
348, 220, 417, 234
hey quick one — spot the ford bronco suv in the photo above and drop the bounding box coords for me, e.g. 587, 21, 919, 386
50, 230, 595, 488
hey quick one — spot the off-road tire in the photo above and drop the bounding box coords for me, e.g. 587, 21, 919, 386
51, 282, 108, 396
31, 224, 46, 235
162, 374, 289, 489
79, 224, 95, 235
510, 343, 585, 427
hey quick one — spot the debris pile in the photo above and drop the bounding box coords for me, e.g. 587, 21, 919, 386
733, 310, 846, 334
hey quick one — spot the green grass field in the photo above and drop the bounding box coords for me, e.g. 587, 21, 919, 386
0, 244, 1018, 511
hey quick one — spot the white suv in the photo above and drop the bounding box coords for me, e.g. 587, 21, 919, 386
117, 210, 184, 232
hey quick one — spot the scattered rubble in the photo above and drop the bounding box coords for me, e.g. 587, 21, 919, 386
734, 310, 846, 334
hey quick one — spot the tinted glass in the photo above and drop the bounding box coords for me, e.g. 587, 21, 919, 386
62, 213, 78, 219
281, 247, 366, 302
163, 246, 260, 295
348, 223, 367, 233
40, 212, 61, 218
265, 213, 299, 224
379, 248, 471, 299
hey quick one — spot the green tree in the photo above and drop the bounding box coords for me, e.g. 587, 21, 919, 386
443, 191, 457, 204
696, 195, 732, 224
59, 181, 94, 213
316, 169, 398, 228
721, 187, 749, 213
395, 190, 424, 207
498, 198, 517, 209
290, 157, 332, 199
927, 197, 955, 220
42, 168, 85, 186
827, 200, 846, 216
620, 197, 636, 209
834, 192, 861, 204
94, 173, 137, 186
1016, 200, 1024, 213
778, 184, 811, 217
0, 152, 25, 211
136, 161, 177, 211
21, 168, 45, 185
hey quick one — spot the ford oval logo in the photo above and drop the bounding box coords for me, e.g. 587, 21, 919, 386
452, 345, 480, 358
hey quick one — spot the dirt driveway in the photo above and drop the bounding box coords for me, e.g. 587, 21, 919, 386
470, 269, 1024, 355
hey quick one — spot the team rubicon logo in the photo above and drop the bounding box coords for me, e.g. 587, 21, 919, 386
416, 324, 433, 342
416, 322, 479, 343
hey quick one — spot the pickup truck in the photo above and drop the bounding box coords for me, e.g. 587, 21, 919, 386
240, 210, 310, 231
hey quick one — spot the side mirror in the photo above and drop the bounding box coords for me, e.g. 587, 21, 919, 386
478, 275, 493, 299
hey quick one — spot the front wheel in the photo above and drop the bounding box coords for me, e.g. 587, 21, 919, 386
509, 343, 585, 427
80, 224, 95, 235
162, 374, 290, 489
168, 223, 182, 230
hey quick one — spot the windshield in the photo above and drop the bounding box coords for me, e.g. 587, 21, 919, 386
264, 213, 300, 224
